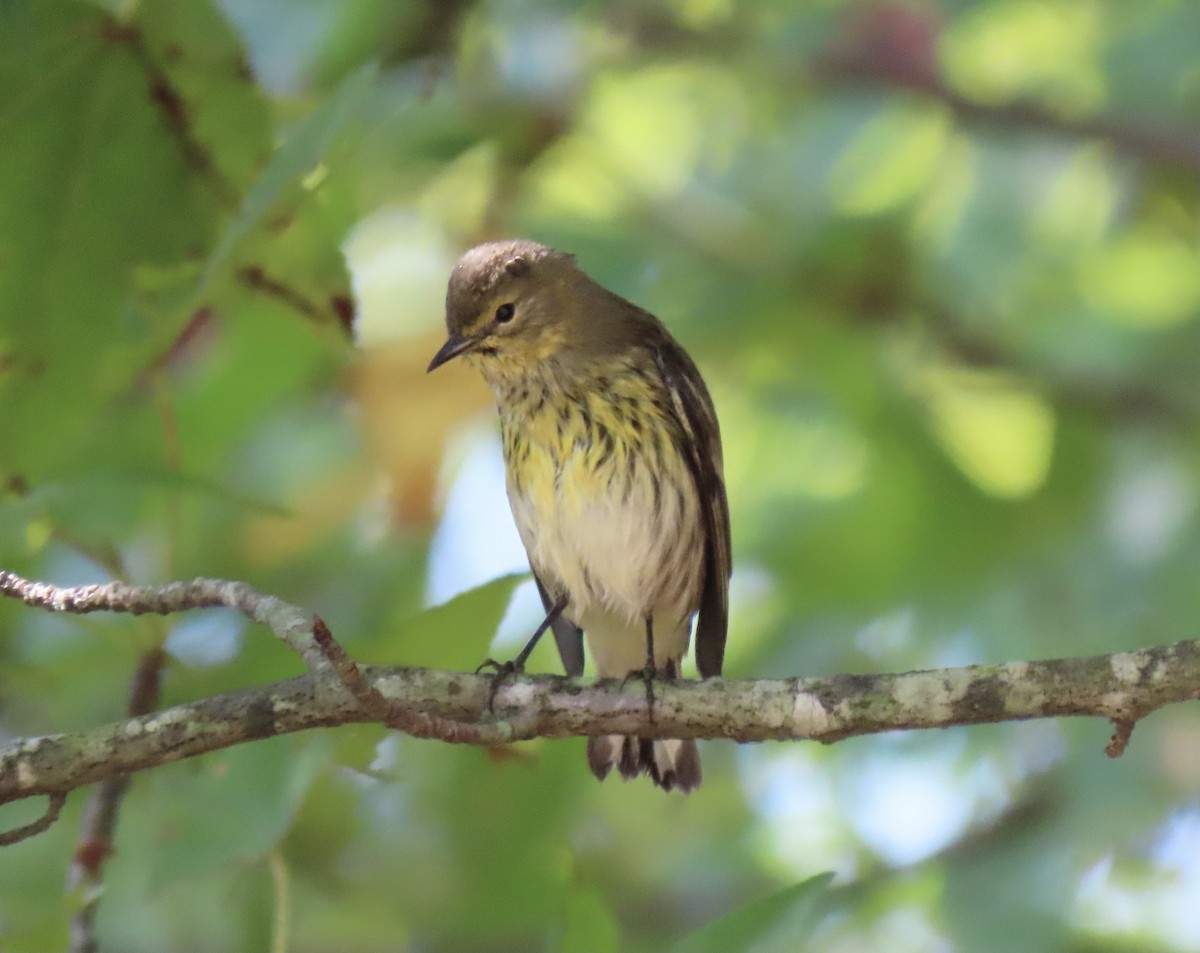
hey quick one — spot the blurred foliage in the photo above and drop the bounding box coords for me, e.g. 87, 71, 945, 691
3, 0, 1200, 950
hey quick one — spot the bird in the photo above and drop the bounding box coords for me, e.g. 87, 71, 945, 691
427, 239, 730, 792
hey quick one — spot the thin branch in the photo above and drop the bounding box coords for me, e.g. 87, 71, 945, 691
97, 16, 238, 205
799, 5, 1200, 180
0, 571, 329, 671
310, 615, 525, 745
606, 7, 1200, 178
0, 793, 66, 846
912, 299, 1200, 426
3, 637, 1200, 810
68, 647, 167, 953
237, 266, 323, 323
1106, 718, 1137, 758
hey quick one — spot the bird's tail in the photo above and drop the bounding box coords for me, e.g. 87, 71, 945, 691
586, 735, 702, 792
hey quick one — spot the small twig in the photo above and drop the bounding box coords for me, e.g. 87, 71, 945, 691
0, 571, 329, 671
606, 7, 1200, 179
0, 793, 67, 846
310, 615, 383, 713
811, 48, 1200, 178
98, 16, 238, 206
67, 647, 168, 952
311, 615, 526, 746
238, 265, 322, 322
148, 307, 217, 375
68, 777, 126, 953
1105, 718, 1137, 758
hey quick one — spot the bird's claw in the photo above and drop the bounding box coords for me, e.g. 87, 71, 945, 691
475, 657, 512, 676
476, 657, 523, 712
621, 665, 658, 724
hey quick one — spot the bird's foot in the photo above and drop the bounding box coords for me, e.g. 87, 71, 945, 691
621, 665, 658, 725
475, 657, 523, 712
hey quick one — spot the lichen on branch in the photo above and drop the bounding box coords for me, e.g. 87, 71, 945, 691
3, 571, 1199, 831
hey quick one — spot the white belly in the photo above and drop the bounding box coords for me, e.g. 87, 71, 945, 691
507, 449, 703, 672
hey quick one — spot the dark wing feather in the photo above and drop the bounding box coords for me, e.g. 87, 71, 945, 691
533, 573, 585, 676
652, 337, 731, 678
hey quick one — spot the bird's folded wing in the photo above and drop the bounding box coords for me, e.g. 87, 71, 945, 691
653, 342, 731, 678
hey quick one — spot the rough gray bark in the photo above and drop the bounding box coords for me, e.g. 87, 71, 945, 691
4, 641, 1199, 806
2, 571, 1198, 816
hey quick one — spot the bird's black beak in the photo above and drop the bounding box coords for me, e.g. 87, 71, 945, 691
427, 333, 477, 373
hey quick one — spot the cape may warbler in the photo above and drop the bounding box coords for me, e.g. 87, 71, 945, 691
428, 240, 730, 792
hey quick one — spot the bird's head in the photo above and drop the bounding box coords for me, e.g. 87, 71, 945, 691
427, 239, 585, 380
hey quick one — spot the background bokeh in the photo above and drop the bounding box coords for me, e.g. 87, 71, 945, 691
3, 0, 1200, 950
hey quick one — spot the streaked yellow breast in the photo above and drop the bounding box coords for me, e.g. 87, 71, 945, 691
497, 364, 704, 631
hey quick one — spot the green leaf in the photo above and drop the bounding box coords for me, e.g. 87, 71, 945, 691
136, 0, 273, 191
37, 469, 292, 517
130, 735, 329, 886
559, 888, 621, 953
364, 573, 525, 670
198, 62, 376, 297
673, 873, 834, 953
0, 1, 214, 476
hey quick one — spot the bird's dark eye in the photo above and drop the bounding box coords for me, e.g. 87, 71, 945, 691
495, 303, 516, 324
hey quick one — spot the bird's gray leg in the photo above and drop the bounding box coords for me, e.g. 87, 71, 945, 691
620, 613, 658, 724
477, 593, 568, 710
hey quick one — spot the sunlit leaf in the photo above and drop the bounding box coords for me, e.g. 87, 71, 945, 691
674, 873, 834, 953
199, 63, 376, 298
363, 572, 525, 670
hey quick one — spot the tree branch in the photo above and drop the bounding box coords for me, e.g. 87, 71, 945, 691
607, 6, 1200, 178
3, 635, 1199, 809
0, 571, 329, 671
68, 647, 167, 953
309, 614, 532, 745
3, 570, 1198, 823
813, 49, 1200, 177
0, 793, 66, 846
